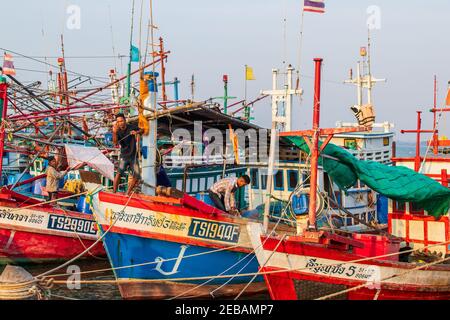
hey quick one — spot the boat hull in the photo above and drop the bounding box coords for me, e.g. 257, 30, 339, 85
92, 191, 293, 299
247, 223, 450, 300
103, 232, 264, 299
0, 228, 104, 264
0, 192, 105, 264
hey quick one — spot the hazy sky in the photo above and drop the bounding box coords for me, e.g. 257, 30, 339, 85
2, 0, 450, 141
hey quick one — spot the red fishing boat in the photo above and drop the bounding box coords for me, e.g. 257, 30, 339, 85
0, 81, 105, 264
249, 58, 450, 300
0, 177, 105, 264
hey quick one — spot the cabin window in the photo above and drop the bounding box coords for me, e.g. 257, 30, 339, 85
344, 139, 357, 150
185, 179, 191, 193
261, 173, 268, 190
288, 170, 299, 191
393, 201, 406, 213
250, 169, 259, 189
199, 178, 206, 191
302, 173, 311, 186
191, 179, 198, 193
176, 179, 183, 190
383, 137, 390, 146
207, 177, 215, 189
274, 170, 284, 190
410, 202, 424, 215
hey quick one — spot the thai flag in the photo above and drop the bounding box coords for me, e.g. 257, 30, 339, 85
2, 53, 16, 76
304, 0, 325, 14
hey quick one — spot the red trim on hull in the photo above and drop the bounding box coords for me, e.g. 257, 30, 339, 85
0, 228, 105, 263
98, 191, 234, 222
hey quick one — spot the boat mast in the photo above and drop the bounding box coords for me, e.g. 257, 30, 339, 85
433, 76, 438, 155
261, 66, 302, 232
307, 58, 323, 230
280, 58, 368, 236
344, 32, 386, 120
0, 78, 8, 185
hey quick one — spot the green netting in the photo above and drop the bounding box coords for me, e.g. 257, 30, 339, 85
285, 136, 450, 218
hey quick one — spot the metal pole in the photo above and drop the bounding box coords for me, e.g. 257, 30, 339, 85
159, 37, 167, 102
415, 111, 422, 172
433, 76, 438, 155
308, 58, 323, 231
223, 75, 228, 114
0, 82, 8, 185
173, 77, 179, 101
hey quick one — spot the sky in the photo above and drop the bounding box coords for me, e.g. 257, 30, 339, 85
2, 0, 450, 142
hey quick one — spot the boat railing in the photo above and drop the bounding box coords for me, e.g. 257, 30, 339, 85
335, 121, 394, 133
163, 153, 246, 167
348, 147, 392, 163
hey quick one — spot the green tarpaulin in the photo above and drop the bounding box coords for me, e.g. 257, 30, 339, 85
285, 136, 450, 218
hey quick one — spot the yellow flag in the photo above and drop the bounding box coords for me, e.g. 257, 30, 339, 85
446, 88, 450, 106
245, 65, 255, 81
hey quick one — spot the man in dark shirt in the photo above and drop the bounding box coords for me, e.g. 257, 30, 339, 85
112, 113, 143, 195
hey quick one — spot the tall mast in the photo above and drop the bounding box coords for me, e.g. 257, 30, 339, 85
159, 37, 167, 102
433, 76, 438, 155
344, 33, 386, 121
126, 0, 136, 100
280, 58, 369, 237
306, 58, 323, 231
261, 65, 302, 231
0, 79, 8, 185
367, 29, 373, 105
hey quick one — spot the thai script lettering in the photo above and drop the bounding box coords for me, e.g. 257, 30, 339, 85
0, 210, 44, 225
305, 258, 377, 280
111, 210, 187, 231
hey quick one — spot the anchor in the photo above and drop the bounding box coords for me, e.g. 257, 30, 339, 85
154, 245, 189, 276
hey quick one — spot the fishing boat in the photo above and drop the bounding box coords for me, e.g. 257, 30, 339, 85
87, 72, 297, 298
0, 63, 108, 263
249, 58, 450, 300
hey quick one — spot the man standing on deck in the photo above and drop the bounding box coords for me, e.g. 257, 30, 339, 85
208, 175, 250, 215
45, 156, 69, 201
112, 113, 143, 195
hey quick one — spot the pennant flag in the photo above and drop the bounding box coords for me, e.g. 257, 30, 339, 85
446, 87, 450, 106
2, 53, 16, 76
130, 45, 140, 62
304, 0, 325, 14
245, 65, 255, 81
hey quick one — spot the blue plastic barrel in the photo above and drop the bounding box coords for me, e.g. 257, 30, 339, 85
292, 194, 309, 215
195, 192, 215, 206
376, 194, 389, 224
104, 133, 113, 145
76, 195, 92, 214
32, 178, 46, 195
144, 71, 159, 92
58, 174, 68, 189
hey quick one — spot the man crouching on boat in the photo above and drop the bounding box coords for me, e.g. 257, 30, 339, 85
208, 175, 250, 216
112, 113, 144, 195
